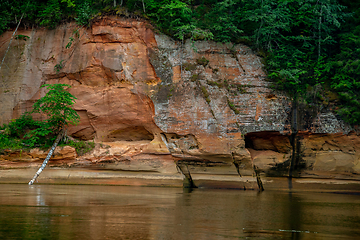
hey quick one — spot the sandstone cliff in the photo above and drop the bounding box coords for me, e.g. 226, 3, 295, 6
1, 16, 359, 184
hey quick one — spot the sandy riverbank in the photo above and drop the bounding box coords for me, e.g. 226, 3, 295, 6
1, 168, 360, 193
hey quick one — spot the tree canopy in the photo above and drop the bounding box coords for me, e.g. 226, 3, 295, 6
0, 0, 359, 124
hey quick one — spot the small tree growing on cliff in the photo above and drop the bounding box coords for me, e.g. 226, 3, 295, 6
32, 84, 79, 132
28, 83, 80, 185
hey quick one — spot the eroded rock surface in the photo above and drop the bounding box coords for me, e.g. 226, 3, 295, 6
0, 16, 359, 182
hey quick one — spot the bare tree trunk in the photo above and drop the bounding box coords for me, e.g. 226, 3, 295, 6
0, 0, 30, 71
318, 13, 322, 60
142, 0, 146, 13
28, 130, 64, 185
0, 15, 23, 71
114, 0, 116, 7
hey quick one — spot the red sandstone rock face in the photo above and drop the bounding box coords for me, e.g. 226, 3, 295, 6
0, 16, 358, 180
0, 146, 77, 169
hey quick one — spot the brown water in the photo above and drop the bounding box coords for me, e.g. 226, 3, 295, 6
0, 184, 359, 240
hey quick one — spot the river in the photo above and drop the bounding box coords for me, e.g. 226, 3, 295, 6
0, 184, 359, 239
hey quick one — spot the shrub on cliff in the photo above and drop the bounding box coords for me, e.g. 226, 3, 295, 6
0, 114, 42, 150
32, 84, 79, 132
25, 84, 80, 147
0, 84, 80, 150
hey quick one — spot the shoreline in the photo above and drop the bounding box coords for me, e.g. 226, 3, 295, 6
1, 168, 360, 193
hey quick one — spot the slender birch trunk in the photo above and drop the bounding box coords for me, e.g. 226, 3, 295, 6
28, 130, 64, 185
142, 0, 146, 13
318, 8, 322, 61
0, 0, 30, 71
0, 16, 23, 71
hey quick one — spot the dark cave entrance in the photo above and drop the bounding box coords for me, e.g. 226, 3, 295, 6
107, 126, 154, 142
244, 131, 291, 153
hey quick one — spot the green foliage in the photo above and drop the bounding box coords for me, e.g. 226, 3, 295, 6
183, 63, 197, 71
227, 98, 239, 114
75, 1, 93, 25
327, 1, 360, 124
249, 0, 351, 122
236, 85, 247, 94
145, 0, 213, 41
62, 0, 76, 8
200, 86, 210, 103
0, 2, 11, 34
24, 124, 55, 148
63, 139, 95, 155
1, 84, 80, 150
0, 114, 42, 150
196, 56, 209, 67
207, 80, 223, 88
32, 84, 80, 133
0, 114, 55, 149
15, 35, 30, 40
66, 37, 74, 49
190, 74, 199, 82
54, 60, 64, 73
2, 114, 41, 138
201, 1, 243, 42
39, 0, 64, 28
0, 134, 23, 151
243, 0, 291, 51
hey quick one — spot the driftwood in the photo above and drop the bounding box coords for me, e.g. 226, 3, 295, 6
28, 130, 65, 185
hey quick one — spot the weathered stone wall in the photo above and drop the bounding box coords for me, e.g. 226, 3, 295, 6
0, 16, 359, 181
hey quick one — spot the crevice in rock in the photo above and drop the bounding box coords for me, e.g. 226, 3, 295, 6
233, 52, 246, 74
176, 161, 197, 188
254, 165, 264, 191
193, 76, 217, 119
232, 153, 247, 190
44, 63, 126, 87
160, 133, 197, 188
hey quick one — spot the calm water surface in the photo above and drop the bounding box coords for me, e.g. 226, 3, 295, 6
0, 184, 359, 240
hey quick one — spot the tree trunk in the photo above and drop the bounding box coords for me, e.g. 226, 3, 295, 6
142, 0, 146, 13
318, 7, 323, 61
28, 130, 64, 185
0, 15, 23, 71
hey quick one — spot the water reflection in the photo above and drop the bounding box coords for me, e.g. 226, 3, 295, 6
0, 184, 359, 239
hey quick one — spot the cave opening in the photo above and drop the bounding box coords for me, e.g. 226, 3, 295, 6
244, 131, 291, 153
107, 126, 154, 142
